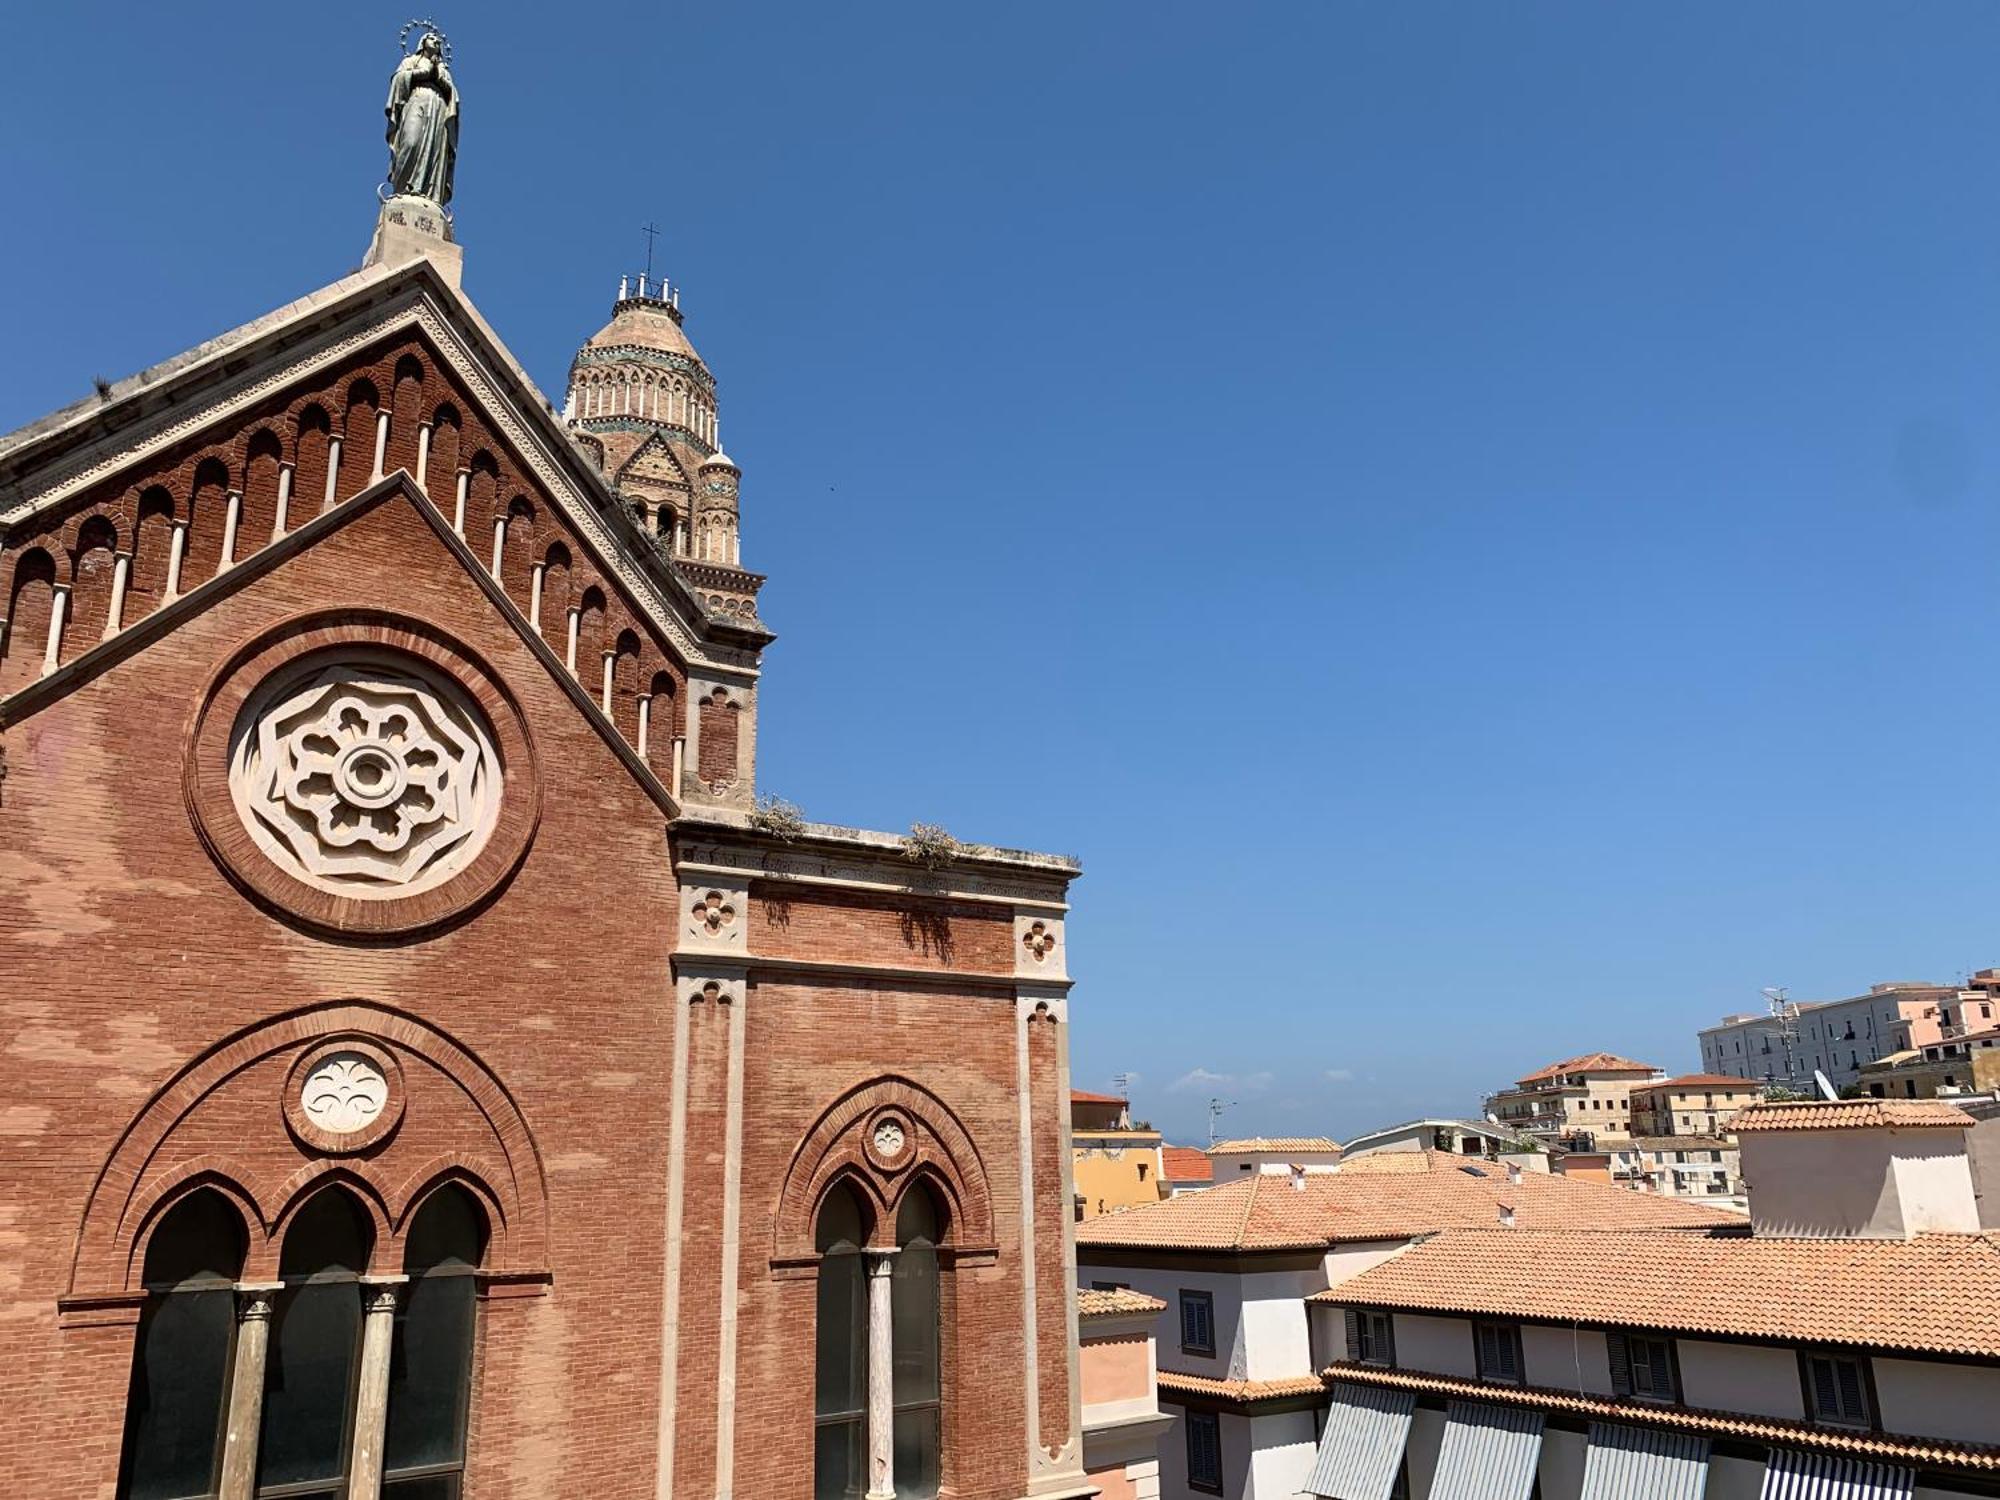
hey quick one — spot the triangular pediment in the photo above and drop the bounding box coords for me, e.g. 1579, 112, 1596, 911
616, 432, 691, 492
0, 256, 768, 681
2, 469, 679, 817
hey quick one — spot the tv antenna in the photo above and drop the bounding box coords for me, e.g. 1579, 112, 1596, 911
1207, 1097, 1235, 1147
1762, 986, 1801, 1089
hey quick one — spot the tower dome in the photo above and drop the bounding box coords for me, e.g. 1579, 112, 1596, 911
562, 276, 722, 559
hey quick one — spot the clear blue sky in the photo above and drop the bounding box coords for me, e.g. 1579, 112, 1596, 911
8, 3, 2000, 1144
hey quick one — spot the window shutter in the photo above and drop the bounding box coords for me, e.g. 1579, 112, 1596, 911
1835, 1359, 1867, 1422
1808, 1356, 1839, 1417
1477, 1324, 1498, 1376
1607, 1331, 1632, 1396
1344, 1308, 1361, 1361
1501, 1327, 1520, 1381
1381, 1313, 1397, 1368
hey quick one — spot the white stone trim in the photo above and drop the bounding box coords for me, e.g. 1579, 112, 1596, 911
0, 282, 759, 674
1015, 911, 1068, 980
655, 964, 692, 1500
673, 848, 1072, 910
715, 968, 749, 1500
678, 879, 749, 956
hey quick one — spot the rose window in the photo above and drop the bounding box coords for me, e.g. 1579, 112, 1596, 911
229, 654, 501, 899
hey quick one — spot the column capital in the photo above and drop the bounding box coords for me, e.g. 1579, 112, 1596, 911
360, 1274, 408, 1315
235, 1281, 284, 1321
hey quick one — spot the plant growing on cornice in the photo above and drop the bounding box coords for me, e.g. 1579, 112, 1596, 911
902, 822, 961, 872
751, 794, 806, 843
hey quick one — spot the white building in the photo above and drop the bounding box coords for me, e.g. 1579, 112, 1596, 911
1207, 1137, 1345, 1176
1075, 1151, 1731, 1500
1696, 981, 1982, 1093
1340, 1119, 1535, 1162
1308, 1097, 1999, 1499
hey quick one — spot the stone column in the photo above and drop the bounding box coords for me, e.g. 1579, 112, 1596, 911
865, 1250, 897, 1500
220, 490, 242, 569
273, 463, 294, 538
346, 1276, 407, 1500
637, 693, 652, 758
600, 649, 616, 713
415, 421, 433, 493
372, 408, 391, 481
164, 519, 189, 601
453, 468, 470, 536
217, 1283, 283, 1500
104, 553, 131, 638
529, 562, 545, 633
566, 607, 581, 673
40, 583, 69, 676
323, 435, 343, 513
491, 517, 507, 580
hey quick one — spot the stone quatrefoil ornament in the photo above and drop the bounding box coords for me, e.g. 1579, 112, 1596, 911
231, 658, 501, 899
1022, 920, 1057, 963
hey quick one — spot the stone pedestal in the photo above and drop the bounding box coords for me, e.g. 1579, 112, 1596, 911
364, 195, 463, 287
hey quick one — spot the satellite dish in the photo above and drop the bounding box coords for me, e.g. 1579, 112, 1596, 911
1813, 1070, 1839, 1102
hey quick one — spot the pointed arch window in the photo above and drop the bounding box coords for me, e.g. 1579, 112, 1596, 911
892, 1186, 942, 1500
383, 1184, 487, 1498
814, 1183, 869, 1500
255, 1188, 371, 1497
117, 1188, 246, 1500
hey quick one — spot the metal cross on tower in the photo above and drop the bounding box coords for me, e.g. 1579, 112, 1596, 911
640, 221, 662, 285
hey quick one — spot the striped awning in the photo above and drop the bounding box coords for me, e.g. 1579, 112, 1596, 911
1302, 1381, 1416, 1500
1580, 1421, 1710, 1500
1428, 1399, 1545, 1500
1760, 1448, 1915, 1500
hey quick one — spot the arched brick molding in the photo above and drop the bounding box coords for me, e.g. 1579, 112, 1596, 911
772, 1075, 995, 1266
67, 1000, 551, 1301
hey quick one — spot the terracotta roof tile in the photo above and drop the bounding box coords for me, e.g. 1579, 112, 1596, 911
1077, 1287, 1167, 1318
1161, 1145, 1213, 1183
1320, 1363, 2000, 1476
1157, 1369, 1326, 1403
1208, 1137, 1341, 1154
1076, 1151, 1729, 1252
1730, 1098, 1971, 1132
1313, 1227, 2000, 1357
1637, 1074, 1761, 1091
1070, 1089, 1128, 1105
1516, 1052, 1658, 1084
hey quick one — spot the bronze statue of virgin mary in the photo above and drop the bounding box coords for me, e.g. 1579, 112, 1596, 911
385, 30, 459, 206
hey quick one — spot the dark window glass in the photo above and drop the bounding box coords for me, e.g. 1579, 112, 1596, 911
119, 1189, 247, 1500
1179, 1291, 1215, 1355
256, 1190, 371, 1494
385, 1186, 486, 1489
1185, 1411, 1223, 1493
893, 1187, 942, 1500
814, 1185, 869, 1500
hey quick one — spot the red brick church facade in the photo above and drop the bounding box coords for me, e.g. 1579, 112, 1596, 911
0, 122, 1086, 1500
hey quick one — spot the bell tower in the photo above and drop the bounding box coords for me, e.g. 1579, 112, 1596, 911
562, 275, 762, 624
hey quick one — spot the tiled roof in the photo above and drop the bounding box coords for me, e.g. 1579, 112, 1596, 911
1157, 1369, 1326, 1404
1320, 1363, 2000, 1476
1516, 1052, 1658, 1084
1161, 1145, 1213, 1182
1730, 1098, 1971, 1132
1638, 1074, 1759, 1091
1076, 1151, 1729, 1252
1209, 1137, 1341, 1154
1077, 1287, 1166, 1319
1071, 1089, 1127, 1105
1312, 1227, 2000, 1357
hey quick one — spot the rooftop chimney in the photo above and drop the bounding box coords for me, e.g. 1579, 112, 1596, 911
1734, 1098, 1978, 1240
1497, 1203, 1516, 1229
1506, 1162, 1523, 1187
1288, 1164, 1306, 1192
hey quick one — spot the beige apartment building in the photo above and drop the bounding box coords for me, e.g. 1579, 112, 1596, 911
1308, 1097, 2000, 1499
1075, 1089, 1168, 1218
1484, 1053, 1663, 1149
